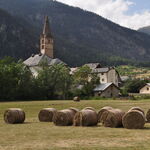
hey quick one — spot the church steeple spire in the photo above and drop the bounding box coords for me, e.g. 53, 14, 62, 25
40, 16, 54, 58
43, 16, 52, 38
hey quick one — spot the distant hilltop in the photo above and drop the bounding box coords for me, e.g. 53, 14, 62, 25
138, 26, 150, 36
0, 0, 150, 67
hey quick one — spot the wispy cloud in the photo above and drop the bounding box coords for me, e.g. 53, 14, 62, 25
57, 0, 150, 30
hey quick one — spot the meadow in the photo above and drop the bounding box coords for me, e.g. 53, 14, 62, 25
1, 100, 150, 150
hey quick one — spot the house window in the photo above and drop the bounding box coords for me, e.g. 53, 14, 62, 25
42, 39, 44, 44
101, 73, 104, 75
42, 45, 44, 49
102, 78, 105, 82
147, 87, 149, 91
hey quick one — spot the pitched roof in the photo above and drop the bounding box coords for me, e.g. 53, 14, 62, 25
93, 67, 111, 73
24, 54, 65, 67
140, 83, 150, 91
93, 83, 119, 92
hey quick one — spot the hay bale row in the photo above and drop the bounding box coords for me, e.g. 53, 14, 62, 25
99, 106, 146, 129
4, 108, 25, 124
4, 106, 150, 130
73, 107, 98, 126
50, 106, 147, 129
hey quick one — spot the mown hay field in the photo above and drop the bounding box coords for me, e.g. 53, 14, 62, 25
1, 100, 150, 150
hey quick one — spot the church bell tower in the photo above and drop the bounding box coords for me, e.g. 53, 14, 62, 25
40, 16, 54, 58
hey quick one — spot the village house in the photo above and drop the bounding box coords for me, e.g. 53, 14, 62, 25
85, 63, 121, 86
71, 63, 121, 97
82, 63, 121, 86
93, 83, 120, 98
24, 16, 65, 76
140, 83, 150, 94
72, 63, 121, 87
85, 63, 121, 97
93, 66, 121, 87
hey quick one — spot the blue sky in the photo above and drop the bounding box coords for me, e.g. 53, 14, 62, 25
127, 0, 150, 15
57, 0, 150, 30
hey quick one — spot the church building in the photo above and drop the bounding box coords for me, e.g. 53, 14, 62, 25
24, 16, 65, 76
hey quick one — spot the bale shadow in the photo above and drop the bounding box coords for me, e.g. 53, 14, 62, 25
142, 127, 150, 130
23, 122, 33, 124
73, 124, 101, 128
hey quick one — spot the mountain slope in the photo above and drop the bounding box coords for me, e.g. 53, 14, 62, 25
0, 8, 38, 59
0, 0, 150, 66
138, 26, 150, 35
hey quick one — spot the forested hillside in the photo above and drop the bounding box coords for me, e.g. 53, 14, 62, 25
0, 8, 38, 59
0, 0, 150, 66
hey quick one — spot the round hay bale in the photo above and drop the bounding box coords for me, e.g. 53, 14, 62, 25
53, 108, 78, 126
100, 110, 110, 124
69, 107, 79, 113
146, 109, 150, 123
103, 109, 125, 128
73, 96, 80, 102
4, 108, 25, 124
38, 108, 57, 122
98, 106, 113, 123
122, 110, 145, 129
129, 107, 145, 115
73, 109, 98, 126
83, 107, 96, 111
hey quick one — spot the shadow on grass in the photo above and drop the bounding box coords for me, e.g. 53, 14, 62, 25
23, 122, 34, 124
142, 126, 150, 130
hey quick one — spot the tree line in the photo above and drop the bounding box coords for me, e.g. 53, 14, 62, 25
0, 57, 149, 101
0, 57, 99, 101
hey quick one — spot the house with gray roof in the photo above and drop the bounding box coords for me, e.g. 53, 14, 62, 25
78, 64, 121, 87
92, 67, 121, 86
93, 83, 120, 98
